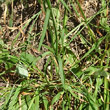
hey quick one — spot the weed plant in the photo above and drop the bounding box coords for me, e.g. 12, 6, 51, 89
0, 0, 110, 110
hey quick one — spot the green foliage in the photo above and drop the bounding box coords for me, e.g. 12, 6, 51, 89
0, 0, 110, 109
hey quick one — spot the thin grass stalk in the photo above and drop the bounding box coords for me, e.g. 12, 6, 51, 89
46, 0, 58, 57
76, 0, 96, 41
104, 77, 109, 110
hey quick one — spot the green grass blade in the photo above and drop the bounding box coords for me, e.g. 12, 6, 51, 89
8, 87, 21, 110
43, 96, 48, 110
79, 36, 106, 62
38, 9, 50, 51
2, 86, 15, 110
28, 96, 35, 110
104, 77, 109, 110
51, 91, 64, 109
60, 0, 71, 13
46, 0, 58, 56
58, 55, 65, 86
11, 11, 41, 49
35, 91, 39, 110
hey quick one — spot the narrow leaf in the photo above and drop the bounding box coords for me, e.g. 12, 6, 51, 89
38, 9, 50, 50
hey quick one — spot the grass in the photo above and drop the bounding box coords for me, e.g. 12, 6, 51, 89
0, 0, 110, 109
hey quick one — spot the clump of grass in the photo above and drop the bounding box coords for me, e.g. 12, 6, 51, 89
0, 0, 110, 109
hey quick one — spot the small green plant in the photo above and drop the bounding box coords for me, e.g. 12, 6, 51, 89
0, 0, 110, 109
